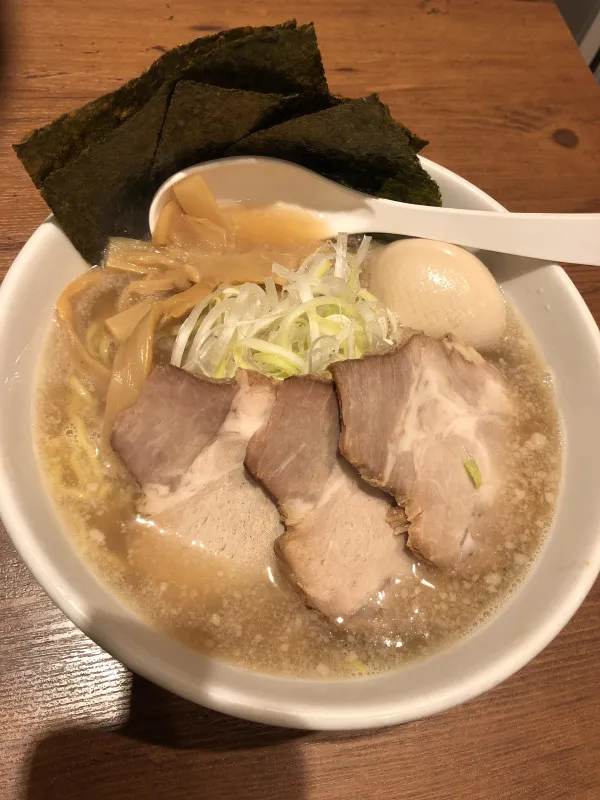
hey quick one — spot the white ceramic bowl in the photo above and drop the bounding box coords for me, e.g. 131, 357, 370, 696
1, 158, 600, 730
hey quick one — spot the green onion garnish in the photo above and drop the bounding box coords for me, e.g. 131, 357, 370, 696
464, 458, 482, 489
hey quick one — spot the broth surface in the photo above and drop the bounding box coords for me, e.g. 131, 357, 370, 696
35, 239, 561, 679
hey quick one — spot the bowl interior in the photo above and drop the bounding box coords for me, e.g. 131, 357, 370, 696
1, 158, 600, 730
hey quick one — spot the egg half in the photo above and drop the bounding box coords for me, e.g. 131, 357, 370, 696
368, 239, 506, 349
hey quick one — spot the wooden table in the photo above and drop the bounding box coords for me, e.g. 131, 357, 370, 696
1, 1, 599, 797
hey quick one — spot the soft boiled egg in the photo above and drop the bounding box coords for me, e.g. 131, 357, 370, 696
368, 239, 506, 349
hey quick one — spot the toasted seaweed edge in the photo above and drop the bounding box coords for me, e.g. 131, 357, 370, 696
335, 95, 428, 154
182, 23, 328, 96
12, 20, 301, 188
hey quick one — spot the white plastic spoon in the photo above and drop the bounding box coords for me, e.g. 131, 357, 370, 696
149, 156, 600, 266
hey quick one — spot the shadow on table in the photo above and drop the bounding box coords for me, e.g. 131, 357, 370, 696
25, 610, 310, 800
26, 674, 307, 799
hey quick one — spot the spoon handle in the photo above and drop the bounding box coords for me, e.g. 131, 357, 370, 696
365, 198, 600, 266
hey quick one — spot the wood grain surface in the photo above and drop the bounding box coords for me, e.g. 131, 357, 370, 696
1, 1, 600, 798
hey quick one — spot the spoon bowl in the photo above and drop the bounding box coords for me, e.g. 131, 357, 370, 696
149, 156, 600, 266
149, 155, 371, 232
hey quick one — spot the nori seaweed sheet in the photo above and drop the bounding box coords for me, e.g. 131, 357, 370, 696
228, 94, 441, 205
14, 21, 332, 263
399, 125, 428, 154
41, 86, 172, 262
13, 23, 269, 188
180, 24, 327, 95
152, 82, 291, 185
14, 20, 326, 189
13, 21, 439, 264
255, 90, 339, 129
334, 95, 428, 154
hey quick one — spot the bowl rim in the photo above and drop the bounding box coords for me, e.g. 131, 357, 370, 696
1, 156, 600, 730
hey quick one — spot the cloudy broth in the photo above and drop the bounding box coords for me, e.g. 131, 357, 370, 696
35, 254, 561, 679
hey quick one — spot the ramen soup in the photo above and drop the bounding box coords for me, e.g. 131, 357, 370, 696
35, 174, 560, 678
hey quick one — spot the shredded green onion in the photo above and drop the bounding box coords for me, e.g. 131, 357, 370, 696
171, 234, 396, 380
464, 458, 482, 489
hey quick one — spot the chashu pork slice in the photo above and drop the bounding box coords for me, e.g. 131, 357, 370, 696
330, 333, 514, 569
245, 376, 412, 620
112, 367, 283, 569
112, 365, 238, 489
